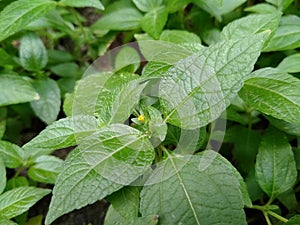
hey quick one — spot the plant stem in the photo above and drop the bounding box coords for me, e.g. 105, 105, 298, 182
267, 211, 288, 223
252, 205, 289, 224
263, 211, 272, 225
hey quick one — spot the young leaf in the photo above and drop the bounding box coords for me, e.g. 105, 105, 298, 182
159, 33, 265, 129
28, 155, 63, 184
0, 108, 7, 139
132, 0, 163, 12
0, 75, 39, 107
0, 158, 6, 195
239, 68, 300, 126
60, 0, 104, 10
255, 127, 297, 201
72, 73, 144, 125
108, 79, 148, 124
264, 15, 300, 51
194, 0, 246, 21
138, 40, 194, 65
277, 53, 300, 73
244, 3, 278, 14
221, 13, 281, 41
114, 46, 140, 73
147, 106, 167, 143
0, 141, 24, 168
0, 187, 51, 219
30, 78, 61, 125
0, 0, 56, 42
45, 124, 154, 225
160, 29, 201, 44
23, 116, 98, 158
140, 150, 247, 225
141, 6, 168, 39
19, 33, 48, 71
91, 7, 142, 31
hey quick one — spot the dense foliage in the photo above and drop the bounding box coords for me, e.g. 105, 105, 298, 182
0, 0, 300, 224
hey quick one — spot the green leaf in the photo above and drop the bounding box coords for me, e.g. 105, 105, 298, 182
0, 187, 51, 220
132, 0, 162, 12
140, 150, 247, 225
114, 46, 140, 73
47, 49, 73, 64
0, 158, 6, 195
277, 53, 300, 73
138, 40, 194, 65
72, 73, 144, 125
239, 68, 300, 126
0, 75, 39, 107
266, 0, 294, 10
50, 62, 79, 78
225, 125, 261, 173
0, 49, 15, 66
105, 205, 158, 225
245, 169, 264, 201
0, 0, 56, 42
266, 115, 300, 136
45, 148, 122, 225
221, 13, 280, 41
0, 219, 17, 225
105, 186, 140, 224
142, 62, 171, 77
159, 34, 265, 129
26, 215, 43, 225
60, 0, 104, 10
0, 108, 7, 139
277, 189, 297, 211
91, 7, 142, 31
164, 0, 192, 13
0, 141, 24, 168
255, 127, 297, 201
160, 29, 201, 44
147, 106, 167, 145
45, 125, 154, 224
264, 15, 300, 51
28, 155, 63, 184
30, 78, 61, 125
244, 3, 278, 14
194, 0, 246, 21
23, 116, 98, 158
286, 215, 300, 225
5, 177, 29, 192
141, 6, 168, 39
19, 33, 48, 71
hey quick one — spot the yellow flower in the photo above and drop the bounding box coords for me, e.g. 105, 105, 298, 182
137, 115, 145, 122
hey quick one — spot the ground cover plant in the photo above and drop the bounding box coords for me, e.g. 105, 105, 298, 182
0, 0, 300, 224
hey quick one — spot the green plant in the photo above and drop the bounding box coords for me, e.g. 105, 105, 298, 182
0, 0, 300, 225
